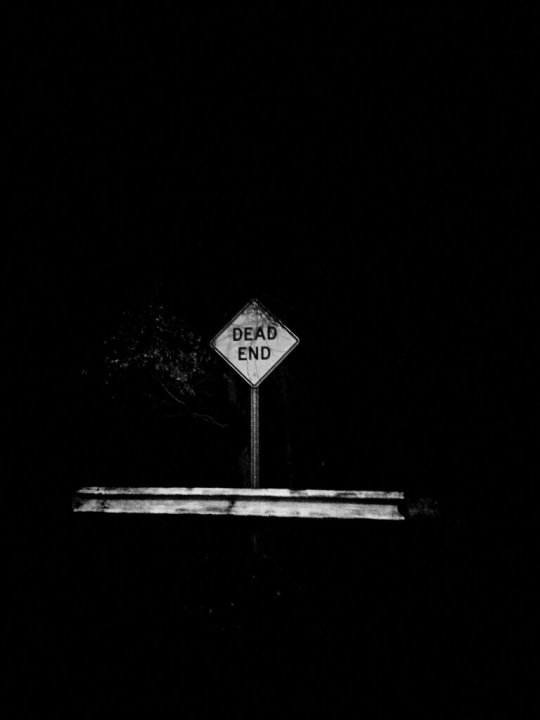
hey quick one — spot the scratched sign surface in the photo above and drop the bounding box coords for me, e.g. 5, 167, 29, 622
211, 299, 299, 386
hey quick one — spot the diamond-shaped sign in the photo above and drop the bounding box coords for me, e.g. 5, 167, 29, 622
211, 299, 299, 387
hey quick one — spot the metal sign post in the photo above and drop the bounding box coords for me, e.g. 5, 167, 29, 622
250, 387, 260, 489
250, 386, 259, 551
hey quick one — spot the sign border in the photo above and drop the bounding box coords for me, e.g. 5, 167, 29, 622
210, 298, 300, 387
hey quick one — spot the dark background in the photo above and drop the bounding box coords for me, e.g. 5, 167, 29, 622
5, 6, 539, 718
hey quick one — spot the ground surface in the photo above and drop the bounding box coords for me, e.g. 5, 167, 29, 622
9, 511, 536, 718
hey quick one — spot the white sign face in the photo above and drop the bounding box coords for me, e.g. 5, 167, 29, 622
211, 299, 299, 387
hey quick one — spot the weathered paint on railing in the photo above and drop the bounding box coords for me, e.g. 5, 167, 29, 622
72, 487, 405, 520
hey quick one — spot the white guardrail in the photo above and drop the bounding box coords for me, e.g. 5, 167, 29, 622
72, 487, 406, 520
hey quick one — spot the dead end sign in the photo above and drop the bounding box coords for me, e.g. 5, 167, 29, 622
211, 299, 299, 387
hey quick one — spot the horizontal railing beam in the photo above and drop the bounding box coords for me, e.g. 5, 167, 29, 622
72, 487, 405, 521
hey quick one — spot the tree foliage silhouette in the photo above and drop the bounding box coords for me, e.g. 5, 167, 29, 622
104, 302, 226, 428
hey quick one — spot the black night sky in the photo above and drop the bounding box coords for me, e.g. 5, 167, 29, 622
6, 7, 539, 718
